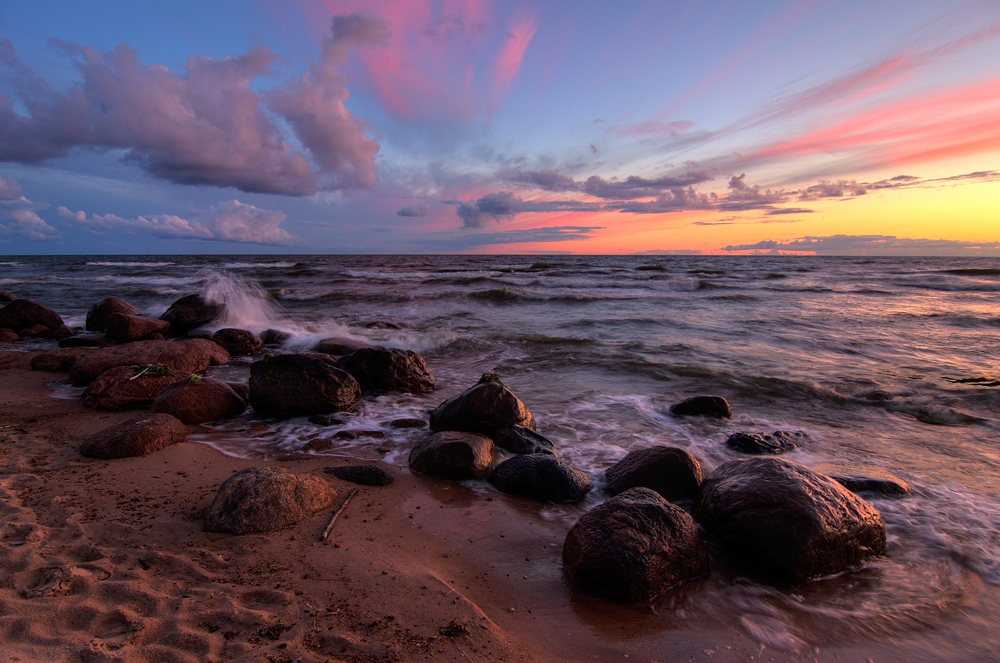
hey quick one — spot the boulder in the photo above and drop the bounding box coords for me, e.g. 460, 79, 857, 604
0, 291, 14, 303
69, 339, 230, 385
335, 347, 435, 394
812, 461, 910, 496
259, 329, 291, 346
669, 395, 732, 418
151, 377, 247, 424
59, 333, 118, 348
203, 467, 336, 535
79, 413, 189, 459
408, 431, 494, 480
30, 348, 94, 372
105, 313, 172, 342
82, 365, 185, 410
0, 329, 18, 343
488, 454, 591, 502
18, 324, 48, 337
692, 457, 887, 584
34, 325, 76, 340
388, 418, 427, 429
212, 328, 264, 356
605, 446, 704, 502
227, 382, 250, 402
429, 382, 535, 435
562, 488, 710, 603
86, 297, 141, 332
312, 336, 369, 356
159, 294, 224, 334
726, 431, 801, 455
0, 299, 63, 331
492, 425, 556, 455
323, 464, 395, 486
248, 353, 361, 419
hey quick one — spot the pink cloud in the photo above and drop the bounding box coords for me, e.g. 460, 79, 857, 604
0, 175, 23, 201
492, 9, 538, 93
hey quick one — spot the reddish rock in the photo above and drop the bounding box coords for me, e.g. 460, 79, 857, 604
0, 329, 18, 343
605, 446, 704, 502
69, 339, 230, 386
0, 299, 64, 330
312, 336, 369, 356
669, 395, 732, 419
79, 413, 190, 459
82, 365, 185, 411
151, 377, 247, 424
0, 291, 14, 303
35, 325, 76, 340
212, 328, 264, 356
86, 297, 141, 332
203, 467, 336, 535
105, 313, 172, 342
30, 348, 94, 372
159, 294, 224, 334
429, 382, 535, 435
408, 431, 494, 480
335, 347, 435, 394
249, 353, 361, 419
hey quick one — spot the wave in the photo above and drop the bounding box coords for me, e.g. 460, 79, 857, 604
85, 261, 176, 267
942, 268, 1000, 276
220, 262, 298, 269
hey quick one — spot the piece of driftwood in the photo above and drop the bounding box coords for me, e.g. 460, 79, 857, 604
320, 487, 358, 542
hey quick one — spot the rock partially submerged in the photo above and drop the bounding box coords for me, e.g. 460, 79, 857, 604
408, 431, 494, 480
693, 457, 887, 584
605, 446, 703, 502
429, 382, 535, 435
335, 347, 435, 394
312, 337, 369, 356
488, 454, 590, 503
324, 464, 395, 486
82, 365, 184, 410
249, 353, 361, 418
812, 461, 910, 496
492, 425, 556, 455
203, 467, 336, 535
562, 488, 709, 603
726, 431, 802, 455
670, 395, 732, 419
69, 339, 230, 385
212, 328, 264, 356
86, 297, 141, 332
79, 413, 189, 459
151, 377, 246, 424
159, 294, 224, 334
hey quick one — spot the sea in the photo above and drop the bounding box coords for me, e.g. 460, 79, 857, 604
2, 254, 999, 660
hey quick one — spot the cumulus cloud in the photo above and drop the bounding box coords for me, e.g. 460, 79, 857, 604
0, 207, 61, 241
799, 180, 867, 200
723, 234, 1000, 256
499, 169, 580, 192
0, 175, 24, 200
584, 170, 712, 200
616, 187, 717, 213
397, 203, 431, 217
719, 173, 790, 211
0, 16, 385, 196
58, 200, 297, 245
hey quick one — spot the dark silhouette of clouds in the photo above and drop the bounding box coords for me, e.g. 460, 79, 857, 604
584, 170, 712, 199
457, 191, 601, 228
397, 203, 431, 217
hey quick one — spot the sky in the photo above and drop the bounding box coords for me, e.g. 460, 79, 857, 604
1, 0, 999, 255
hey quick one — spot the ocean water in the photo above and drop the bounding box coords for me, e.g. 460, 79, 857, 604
3, 254, 999, 658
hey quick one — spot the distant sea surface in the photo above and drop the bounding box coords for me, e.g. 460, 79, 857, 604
3, 254, 999, 658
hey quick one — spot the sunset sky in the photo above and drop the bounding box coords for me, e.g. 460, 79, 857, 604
1, 0, 998, 255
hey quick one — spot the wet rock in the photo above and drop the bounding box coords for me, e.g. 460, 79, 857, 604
910, 407, 987, 426
19, 323, 48, 337
82, 365, 184, 410
203, 467, 336, 535
86, 297, 141, 332
812, 461, 910, 496
492, 425, 556, 455
79, 413, 189, 459
259, 329, 291, 346
30, 348, 94, 372
151, 377, 246, 424
212, 328, 264, 356
408, 431, 494, 480
692, 457, 887, 584
365, 321, 400, 330
312, 336, 369, 356
0, 291, 14, 303
309, 414, 346, 426
335, 347, 435, 394
429, 382, 535, 436
332, 429, 385, 440
249, 353, 361, 419
105, 313, 172, 342
562, 487, 709, 603
0, 299, 64, 331
34, 324, 76, 340
388, 418, 427, 429
324, 464, 395, 486
159, 294, 224, 334
59, 333, 118, 348
0, 329, 19, 343
69, 339, 230, 386
605, 446, 704, 502
186, 329, 215, 340
488, 454, 590, 502
726, 431, 802, 455
227, 382, 250, 402
669, 395, 732, 419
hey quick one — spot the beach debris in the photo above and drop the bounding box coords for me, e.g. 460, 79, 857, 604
408, 431, 495, 480
563, 487, 710, 603
29, 348, 93, 373
605, 446, 704, 502
104, 313, 171, 342
324, 464, 395, 486
429, 381, 535, 435
83, 365, 184, 410
492, 424, 556, 456
692, 457, 887, 584
811, 461, 910, 496
130, 363, 175, 379
320, 487, 358, 541
488, 454, 591, 503
69, 338, 229, 385
212, 328, 264, 356
204, 467, 336, 535
159, 293, 225, 335
335, 347, 435, 394
249, 353, 361, 418
726, 431, 802, 455
151, 376, 246, 424
79, 413, 189, 459
86, 296, 140, 332
669, 395, 732, 419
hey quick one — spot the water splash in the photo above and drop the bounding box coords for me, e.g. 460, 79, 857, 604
200, 270, 286, 333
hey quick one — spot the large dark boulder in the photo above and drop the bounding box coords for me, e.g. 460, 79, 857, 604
562, 488, 710, 603
86, 297, 141, 332
335, 347, 435, 394
30, 348, 94, 372
79, 413, 189, 459
248, 353, 361, 419
492, 425, 556, 455
408, 431, 494, 480
726, 431, 801, 455
151, 377, 246, 424
488, 454, 591, 502
259, 328, 291, 346
692, 457, 887, 584
159, 294, 224, 334
0, 299, 63, 330
670, 395, 732, 418
212, 328, 264, 356
203, 467, 336, 535
323, 464, 395, 486
605, 446, 704, 502
812, 461, 910, 496
82, 365, 185, 410
429, 382, 535, 435
105, 313, 172, 342
69, 339, 230, 385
